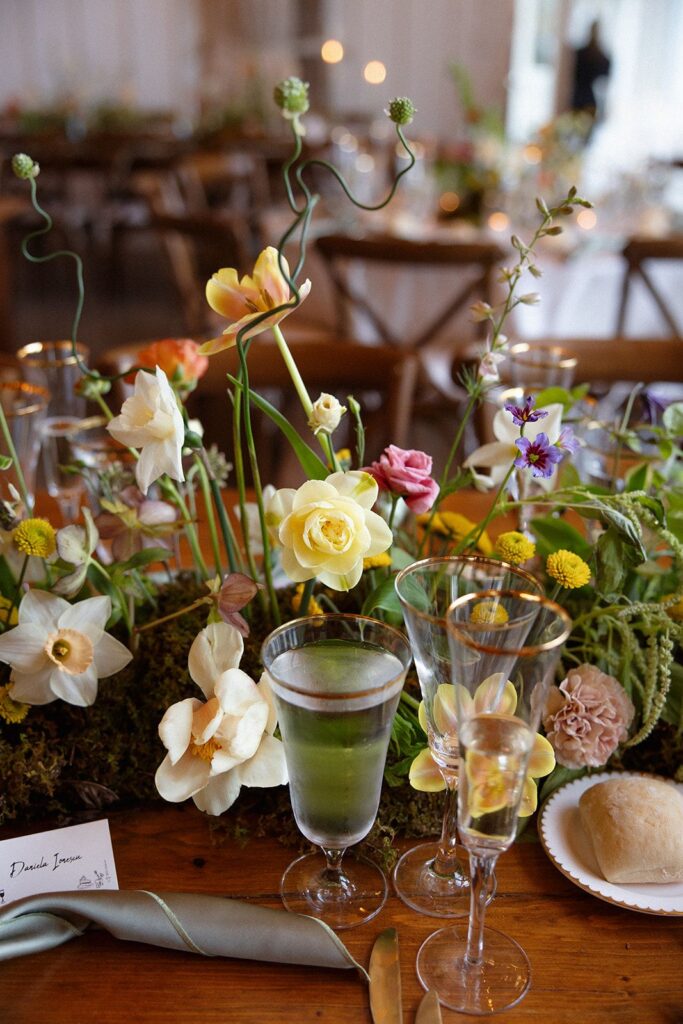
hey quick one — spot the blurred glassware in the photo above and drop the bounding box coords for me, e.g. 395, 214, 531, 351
0, 380, 49, 508
504, 343, 577, 391
16, 341, 90, 419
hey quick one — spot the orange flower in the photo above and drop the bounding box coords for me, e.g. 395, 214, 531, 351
201, 247, 311, 356
132, 339, 208, 389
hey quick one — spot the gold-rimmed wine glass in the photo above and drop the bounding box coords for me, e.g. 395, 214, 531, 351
393, 556, 542, 918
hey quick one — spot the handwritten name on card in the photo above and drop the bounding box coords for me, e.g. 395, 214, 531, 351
0, 819, 118, 906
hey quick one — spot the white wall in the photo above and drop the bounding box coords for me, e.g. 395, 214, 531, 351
322, 0, 515, 139
0, 0, 201, 117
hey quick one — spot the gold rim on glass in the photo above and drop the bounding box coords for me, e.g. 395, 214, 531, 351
0, 379, 49, 417
394, 555, 542, 627
446, 588, 572, 656
16, 340, 89, 368
261, 612, 411, 702
506, 342, 578, 372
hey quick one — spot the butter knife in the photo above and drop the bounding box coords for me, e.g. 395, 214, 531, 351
415, 990, 442, 1024
369, 928, 402, 1024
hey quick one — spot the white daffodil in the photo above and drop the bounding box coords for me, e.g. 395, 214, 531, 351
155, 621, 287, 815
53, 508, 99, 597
464, 402, 563, 493
0, 589, 132, 707
107, 366, 185, 494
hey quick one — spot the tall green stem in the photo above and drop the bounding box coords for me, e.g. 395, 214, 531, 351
0, 402, 32, 514
193, 453, 223, 578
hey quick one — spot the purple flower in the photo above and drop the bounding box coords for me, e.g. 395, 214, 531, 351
514, 433, 563, 478
557, 426, 581, 454
504, 395, 548, 427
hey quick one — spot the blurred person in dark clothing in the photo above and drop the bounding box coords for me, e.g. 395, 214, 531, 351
571, 20, 611, 120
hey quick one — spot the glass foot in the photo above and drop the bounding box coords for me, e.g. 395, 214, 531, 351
417, 923, 530, 1015
393, 842, 497, 918
280, 851, 387, 930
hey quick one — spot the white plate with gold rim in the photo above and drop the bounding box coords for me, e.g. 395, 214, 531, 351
538, 771, 683, 917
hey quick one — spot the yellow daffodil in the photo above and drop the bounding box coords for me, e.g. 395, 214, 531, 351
416, 510, 493, 555
12, 518, 56, 558
202, 247, 311, 356
546, 549, 591, 589
495, 530, 536, 564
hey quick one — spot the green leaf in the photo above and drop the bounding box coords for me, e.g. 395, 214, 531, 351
624, 461, 650, 493
227, 374, 328, 480
530, 515, 593, 561
361, 574, 402, 618
0, 454, 13, 471
113, 547, 172, 572
661, 661, 683, 728
0, 555, 16, 600
533, 386, 573, 409
539, 766, 587, 804
389, 546, 416, 571
663, 401, 683, 435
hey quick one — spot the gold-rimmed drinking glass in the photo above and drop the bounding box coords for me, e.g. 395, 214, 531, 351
262, 613, 412, 930
393, 556, 542, 918
0, 379, 49, 508
415, 589, 571, 1014
17, 340, 90, 419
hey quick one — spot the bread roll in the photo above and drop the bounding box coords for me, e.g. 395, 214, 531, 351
579, 777, 683, 884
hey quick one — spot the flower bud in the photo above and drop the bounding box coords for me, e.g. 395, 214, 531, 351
386, 97, 416, 125
519, 292, 540, 305
11, 153, 39, 180
75, 374, 111, 398
308, 393, 346, 436
273, 77, 310, 116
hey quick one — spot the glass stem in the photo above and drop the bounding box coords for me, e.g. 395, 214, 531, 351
320, 847, 346, 885
465, 851, 498, 967
432, 777, 461, 877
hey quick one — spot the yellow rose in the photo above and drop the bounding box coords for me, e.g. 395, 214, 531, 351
274, 471, 393, 591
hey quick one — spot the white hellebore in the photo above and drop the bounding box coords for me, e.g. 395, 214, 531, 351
308, 393, 346, 436
155, 622, 287, 815
53, 507, 99, 597
464, 402, 563, 493
269, 471, 393, 591
107, 366, 185, 495
0, 590, 132, 706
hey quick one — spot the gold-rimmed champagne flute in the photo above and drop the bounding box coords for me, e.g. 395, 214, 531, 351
416, 589, 571, 1013
393, 556, 542, 918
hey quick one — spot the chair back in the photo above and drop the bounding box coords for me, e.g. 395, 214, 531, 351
616, 234, 683, 339
314, 233, 504, 349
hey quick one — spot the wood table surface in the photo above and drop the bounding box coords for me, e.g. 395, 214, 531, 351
2, 803, 682, 1024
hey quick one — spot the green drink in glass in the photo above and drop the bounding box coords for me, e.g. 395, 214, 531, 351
263, 614, 411, 930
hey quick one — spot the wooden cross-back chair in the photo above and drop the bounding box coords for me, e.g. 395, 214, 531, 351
314, 233, 505, 349
97, 339, 419, 486
615, 235, 683, 339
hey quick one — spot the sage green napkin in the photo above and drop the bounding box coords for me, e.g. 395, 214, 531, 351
0, 889, 369, 977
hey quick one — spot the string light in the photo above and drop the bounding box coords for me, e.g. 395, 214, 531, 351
439, 191, 460, 213
364, 61, 386, 84
577, 209, 597, 230
321, 39, 344, 64
488, 211, 510, 232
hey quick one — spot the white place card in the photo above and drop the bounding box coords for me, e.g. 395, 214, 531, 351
0, 819, 118, 907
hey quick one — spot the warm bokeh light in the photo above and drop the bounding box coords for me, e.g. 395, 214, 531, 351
488, 211, 510, 232
321, 39, 344, 64
523, 144, 543, 165
577, 209, 598, 230
364, 60, 386, 84
355, 153, 375, 173
439, 191, 460, 213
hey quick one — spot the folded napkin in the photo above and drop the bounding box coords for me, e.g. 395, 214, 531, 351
0, 889, 368, 977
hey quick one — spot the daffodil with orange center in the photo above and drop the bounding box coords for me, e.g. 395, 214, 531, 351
201, 247, 311, 356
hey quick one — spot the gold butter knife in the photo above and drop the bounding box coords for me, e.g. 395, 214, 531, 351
369, 928, 402, 1024
415, 990, 442, 1024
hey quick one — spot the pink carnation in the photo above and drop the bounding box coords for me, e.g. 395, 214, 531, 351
364, 445, 439, 514
543, 664, 635, 770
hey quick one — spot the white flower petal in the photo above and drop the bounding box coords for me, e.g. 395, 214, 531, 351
364, 509, 393, 556
9, 664, 56, 705
59, 595, 111, 634
56, 525, 88, 565
188, 622, 244, 698
237, 734, 288, 788
325, 470, 379, 509
214, 668, 264, 718
18, 589, 67, 630
317, 558, 364, 591
155, 750, 211, 802
50, 664, 99, 707
526, 403, 563, 444
257, 672, 279, 734
92, 632, 133, 678
159, 697, 200, 764
222, 702, 269, 762
464, 441, 515, 470
0, 623, 49, 672
192, 768, 242, 815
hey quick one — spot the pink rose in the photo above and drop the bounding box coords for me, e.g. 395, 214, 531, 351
543, 664, 635, 770
364, 445, 439, 514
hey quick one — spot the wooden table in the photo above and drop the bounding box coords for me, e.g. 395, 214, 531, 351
2, 804, 681, 1024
